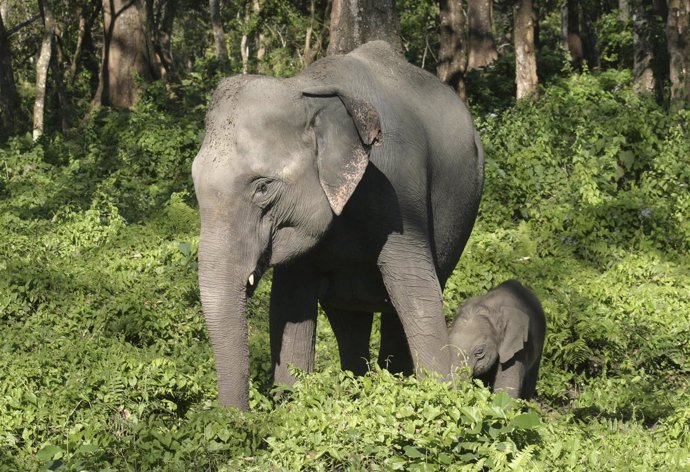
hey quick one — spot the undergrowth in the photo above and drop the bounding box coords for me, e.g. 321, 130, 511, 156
1, 70, 689, 470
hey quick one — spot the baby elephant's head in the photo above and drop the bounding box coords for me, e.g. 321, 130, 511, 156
449, 305, 499, 376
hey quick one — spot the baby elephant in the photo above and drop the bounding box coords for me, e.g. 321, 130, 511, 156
449, 280, 546, 400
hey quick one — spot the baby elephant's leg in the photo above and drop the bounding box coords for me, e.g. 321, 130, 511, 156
520, 359, 541, 400
493, 357, 527, 399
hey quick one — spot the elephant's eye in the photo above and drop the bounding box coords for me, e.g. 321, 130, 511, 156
473, 345, 485, 359
252, 178, 276, 207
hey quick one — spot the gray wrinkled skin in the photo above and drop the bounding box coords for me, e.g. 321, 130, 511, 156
450, 280, 546, 400
193, 41, 484, 409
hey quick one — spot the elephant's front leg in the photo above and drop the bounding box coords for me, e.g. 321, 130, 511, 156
378, 234, 451, 378
269, 262, 320, 386
493, 359, 527, 399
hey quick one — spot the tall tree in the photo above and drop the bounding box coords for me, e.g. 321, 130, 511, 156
92, 0, 160, 109
0, 7, 20, 135
632, 0, 657, 94
153, 0, 176, 79
209, 0, 228, 70
514, 0, 538, 99
327, 0, 401, 55
619, 0, 631, 21
467, 0, 497, 70
438, 0, 468, 100
561, 0, 583, 71
69, 0, 101, 82
33, 0, 55, 141
667, 0, 690, 108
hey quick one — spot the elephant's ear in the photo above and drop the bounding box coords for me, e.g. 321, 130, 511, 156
302, 86, 382, 215
497, 306, 530, 364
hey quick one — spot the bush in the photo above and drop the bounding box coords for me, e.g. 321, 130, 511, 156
1, 69, 689, 470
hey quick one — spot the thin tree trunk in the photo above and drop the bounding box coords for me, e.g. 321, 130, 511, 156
70, 2, 89, 81
92, 0, 159, 109
253, 0, 265, 62
50, 53, 69, 132
561, 0, 583, 71
620, 0, 631, 21
327, 0, 401, 56
209, 0, 229, 70
304, 0, 316, 67
0, 9, 20, 135
158, 0, 176, 75
668, 0, 690, 108
0, 1, 7, 23
438, 0, 468, 101
240, 3, 249, 74
467, 0, 497, 70
633, 0, 656, 94
515, 0, 538, 99
152, 0, 175, 79
33, 0, 55, 141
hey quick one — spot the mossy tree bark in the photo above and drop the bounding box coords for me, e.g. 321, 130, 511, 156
92, 0, 160, 109
515, 0, 538, 100
667, 0, 690, 109
327, 0, 401, 56
467, 0, 497, 70
438, 0, 468, 101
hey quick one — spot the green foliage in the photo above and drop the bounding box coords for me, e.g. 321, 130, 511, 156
2, 49, 689, 471
243, 369, 542, 471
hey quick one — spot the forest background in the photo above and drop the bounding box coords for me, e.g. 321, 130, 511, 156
0, 0, 689, 470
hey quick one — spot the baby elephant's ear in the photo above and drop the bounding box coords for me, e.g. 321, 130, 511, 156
498, 306, 531, 364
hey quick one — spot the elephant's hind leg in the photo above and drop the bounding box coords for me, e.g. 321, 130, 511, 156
378, 311, 413, 376
323, 308, 373, 376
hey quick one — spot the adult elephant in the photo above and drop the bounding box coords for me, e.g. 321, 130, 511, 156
193, 41, 484, 409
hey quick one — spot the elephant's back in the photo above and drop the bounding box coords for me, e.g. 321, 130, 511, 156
298, 42, 484, 284
353, 43, 485, 285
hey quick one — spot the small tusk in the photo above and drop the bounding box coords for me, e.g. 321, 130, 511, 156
248, 273, 255, 286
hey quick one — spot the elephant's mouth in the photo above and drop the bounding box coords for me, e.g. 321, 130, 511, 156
246, 248, 272, 298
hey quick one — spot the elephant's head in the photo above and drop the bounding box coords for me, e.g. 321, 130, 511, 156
450, 305, 500, 376
192, 75, 381, 408
450, 303, 530, 377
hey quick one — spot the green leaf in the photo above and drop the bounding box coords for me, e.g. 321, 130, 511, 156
510, 412, 541, 429
403, 445, 424, 459
491, 391, 515, 410
75, 444, 99, 454
36, 445, 63, 461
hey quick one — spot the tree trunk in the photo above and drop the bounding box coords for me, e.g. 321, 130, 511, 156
0, 8, 20, 135
33, 0, 55, 141
240, 3, 250, 74
50, 50, 69, 132
154, 0, 176, 79
561, 0, 583, 71
209, 0, 229, 70
327, 0, 401, 56
253, 0, 265, 62
515, 0, 538, 99
620, 0, 631, 21
632, 0, 656, 94
92, 0, 159, 109
70, 2, 89, 81
438, 0, 468, 101
667, 0, 690, 108
467, 0, 497, 70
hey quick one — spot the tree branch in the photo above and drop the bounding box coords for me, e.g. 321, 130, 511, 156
7, 14, 41, 38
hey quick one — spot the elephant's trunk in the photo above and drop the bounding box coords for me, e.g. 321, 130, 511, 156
198, 223, 252, 410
